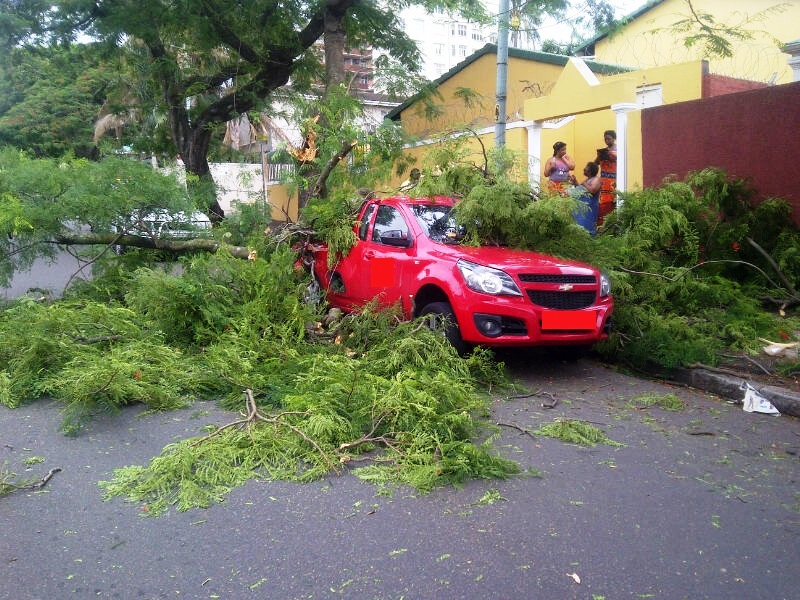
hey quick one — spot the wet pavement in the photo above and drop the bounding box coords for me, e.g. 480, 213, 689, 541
2, 356, 799, 599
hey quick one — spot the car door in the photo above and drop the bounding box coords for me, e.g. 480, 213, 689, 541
332, 202, 414, 311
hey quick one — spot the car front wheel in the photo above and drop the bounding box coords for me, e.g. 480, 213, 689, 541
419, 301, 469, 355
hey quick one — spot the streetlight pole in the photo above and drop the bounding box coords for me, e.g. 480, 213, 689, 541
495, 0, 510, 148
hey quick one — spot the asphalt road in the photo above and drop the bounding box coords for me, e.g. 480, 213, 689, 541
1, 355, 798, 599
1, 250, 91, 300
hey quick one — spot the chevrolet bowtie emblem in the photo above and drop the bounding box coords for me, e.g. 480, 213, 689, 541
558, 283, 574, 291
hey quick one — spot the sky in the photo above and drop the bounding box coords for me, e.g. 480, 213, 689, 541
536, 0, 651, 43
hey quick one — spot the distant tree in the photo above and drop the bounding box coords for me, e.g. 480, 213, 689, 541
509, 0, 616, 52
0, 43, 111, 158
1, 0, 488, 220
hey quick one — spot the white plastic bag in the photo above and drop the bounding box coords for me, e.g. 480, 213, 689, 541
741, 382, 780, 415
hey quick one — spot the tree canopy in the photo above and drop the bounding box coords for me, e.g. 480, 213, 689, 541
0, 43, 114, 158
1, 0, 492, 217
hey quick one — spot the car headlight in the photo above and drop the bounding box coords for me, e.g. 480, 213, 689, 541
600, 272, 611, 297
457, 260, 522, 296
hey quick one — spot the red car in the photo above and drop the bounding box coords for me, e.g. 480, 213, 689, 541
308, 195, 613, 354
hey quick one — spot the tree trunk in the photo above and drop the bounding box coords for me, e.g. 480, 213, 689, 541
324, 3, 349, 94
297, 1, 351, 211
159, 53, 226, 222
182, 129, 225, 222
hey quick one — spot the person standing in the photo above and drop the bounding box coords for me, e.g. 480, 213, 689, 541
570, 162, 602, 235
543, 141, 576, 195
594, 130, 617, 224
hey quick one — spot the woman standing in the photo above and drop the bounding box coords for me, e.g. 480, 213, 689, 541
594, 130, 617, 225
544, 141, 576, 195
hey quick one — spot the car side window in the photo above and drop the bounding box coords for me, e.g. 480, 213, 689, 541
358, 203, 377, 241
372, 206, 410, 244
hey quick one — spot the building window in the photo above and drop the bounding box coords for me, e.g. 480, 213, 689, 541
472, 31, 482, 41
451, 45, 456, 56
459, 45, 467, 57
434, 43, 444, 56
458, 24, 467, 36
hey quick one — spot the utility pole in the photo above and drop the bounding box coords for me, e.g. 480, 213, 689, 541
495, 0, 510, 148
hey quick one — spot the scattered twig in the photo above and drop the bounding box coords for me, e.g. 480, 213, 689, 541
191, 389, 339, 473
88, 369, 121, 397
541, 396, 559, 409
620, 259, 798, 304
4, 468, 62, 492
716, 353, 772, 375
505, 388, 555, 401
496, 421, 537, 439
746, 236, 799, 299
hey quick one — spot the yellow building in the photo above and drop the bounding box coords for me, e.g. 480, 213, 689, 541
388, 43, 731, 196
387, 46, 632, 188
578, 0, 800, 85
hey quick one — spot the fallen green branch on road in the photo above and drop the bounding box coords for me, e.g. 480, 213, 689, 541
98, 332, 521, 515
0, 462, 61, 496
533, 418, 625, 447
626, 393, 687, 412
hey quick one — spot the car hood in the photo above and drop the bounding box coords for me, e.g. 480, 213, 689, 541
434, 244, 599, 275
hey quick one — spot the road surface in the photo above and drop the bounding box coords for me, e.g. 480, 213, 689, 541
2, 354, 798, 599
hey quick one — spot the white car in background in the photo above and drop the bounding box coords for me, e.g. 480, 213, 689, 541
114, 209, 212, 254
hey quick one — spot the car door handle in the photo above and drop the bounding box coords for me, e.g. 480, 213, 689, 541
364, 251, 375, 259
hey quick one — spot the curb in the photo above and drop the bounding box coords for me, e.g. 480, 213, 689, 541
669, 367, 800, 419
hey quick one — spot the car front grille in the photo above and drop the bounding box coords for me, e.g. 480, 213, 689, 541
526, 290, 597, 310
518, 274, 596, 284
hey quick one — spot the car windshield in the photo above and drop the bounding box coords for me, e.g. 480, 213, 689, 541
411, 205, 464, 244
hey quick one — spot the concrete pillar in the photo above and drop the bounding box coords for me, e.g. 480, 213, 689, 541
785, 39, 800, 82
611, 102, 639, 205
526, 121, 543, 190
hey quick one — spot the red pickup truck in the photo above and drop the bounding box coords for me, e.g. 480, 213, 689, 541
307, 195, 613, 353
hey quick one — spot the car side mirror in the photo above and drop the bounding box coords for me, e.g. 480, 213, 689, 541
379, 230, 412, 248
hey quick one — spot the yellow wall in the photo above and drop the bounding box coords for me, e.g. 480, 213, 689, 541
595, 0, 799, 84
266, 184, 298, 222
393, 49, 708, 194
526, 59, 706, 192
399, 52, 569, 138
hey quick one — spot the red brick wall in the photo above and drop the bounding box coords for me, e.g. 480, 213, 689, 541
702, 74, 768, 98
642, 81, 800, 227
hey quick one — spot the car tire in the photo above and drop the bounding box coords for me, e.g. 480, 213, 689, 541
419, 301, 469, 355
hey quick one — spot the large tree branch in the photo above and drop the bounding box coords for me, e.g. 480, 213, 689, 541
53, 233, 253, 259
311, 139, 357, 201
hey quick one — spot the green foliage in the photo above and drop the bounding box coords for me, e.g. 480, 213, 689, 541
98, 310, 517, 514
124, 263, 234, 347
46, 341, 196, 435
660, 1, 788, 59
0, 299, 144, 408
595, 168, 800, 370
0, 151, 203, 287
626, 393, 686, 411
0, 43, 112, 158
456, 179, 537, 246
533, 418, 624, 447
301, 194, 361, 264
